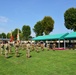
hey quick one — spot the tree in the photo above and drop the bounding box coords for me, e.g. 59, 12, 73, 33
12, 28, 21, 40
0, 34, 2, 38
64, 7, 76, 31
19, 33, 23, 40
33, 21, 44, 36
7, 33, 11, 38
1, 33, 6, 38
42, 16, 54, 35
22, 25, 31, 40
33, 16, 54, 36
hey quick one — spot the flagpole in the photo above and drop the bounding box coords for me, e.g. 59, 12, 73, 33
17, 29, 20, 42
10, 30, 13, 42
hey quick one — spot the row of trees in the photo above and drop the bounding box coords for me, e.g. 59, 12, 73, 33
0, 7, 76, 40
0, 25, 31, 40
33, 16, 54, 36
0, 16, 54, 40
33, 7, 76, 37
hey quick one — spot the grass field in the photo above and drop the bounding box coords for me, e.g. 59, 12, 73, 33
0, 48, 76, 75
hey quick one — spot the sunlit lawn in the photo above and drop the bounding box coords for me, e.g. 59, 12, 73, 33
0, 48, 76, 75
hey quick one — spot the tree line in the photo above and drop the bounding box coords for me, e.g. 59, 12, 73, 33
0, 7, 76, 40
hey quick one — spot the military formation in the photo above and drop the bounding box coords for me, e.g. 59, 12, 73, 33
0, 40, 56, 58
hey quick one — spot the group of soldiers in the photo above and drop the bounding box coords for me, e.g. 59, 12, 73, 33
0, 40, 56, 58
0, 41, 11, 58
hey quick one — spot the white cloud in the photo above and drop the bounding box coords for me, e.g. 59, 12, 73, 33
0, 16, 9, 23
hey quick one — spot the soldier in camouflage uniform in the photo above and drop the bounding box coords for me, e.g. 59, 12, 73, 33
0, 42, 4, 55
52, 42, 56, 51
26, 41, 31, 58
35, 42, 40, 53
8, 43, 12, 54
15, 41, 20, 57
4, 41, 9, 58
40, 41, 44, 51
47, 43, 50, 51
31, 42, 35, 51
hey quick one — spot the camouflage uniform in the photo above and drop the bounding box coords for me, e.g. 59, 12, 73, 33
52, 43, 56, 51
8, 44, 11, 54
4, 42, 9, 58
15, 41, 20, 57
31, 43, 35, 51
35, 42, 40, 52
47, 43, 50, 51
41, 42, 44, 51
26, 42, 31, 58
0, 42, 4, 55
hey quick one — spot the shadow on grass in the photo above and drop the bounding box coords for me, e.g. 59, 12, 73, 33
7, 56, 13, 58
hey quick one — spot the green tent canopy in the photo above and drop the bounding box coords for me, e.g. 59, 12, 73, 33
33, 33, 69, 41
33, 36, 45, 41
64, 32, 76, 39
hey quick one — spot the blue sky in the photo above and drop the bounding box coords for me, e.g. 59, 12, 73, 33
0, 0, 76, 37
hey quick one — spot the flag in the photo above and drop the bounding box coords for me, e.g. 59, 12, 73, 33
17, 29, 20, 41
10, 30, 14, 42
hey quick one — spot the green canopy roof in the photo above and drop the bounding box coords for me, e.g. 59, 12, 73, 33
65, 32, 76, 39
33, 33, 69, 41
33, 36, 45, 40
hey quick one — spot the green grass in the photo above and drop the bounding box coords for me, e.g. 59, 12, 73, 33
0, 48, 76, 75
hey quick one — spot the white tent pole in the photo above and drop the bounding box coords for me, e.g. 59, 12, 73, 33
64, 39, 66, 49
58, 40, 60, 48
